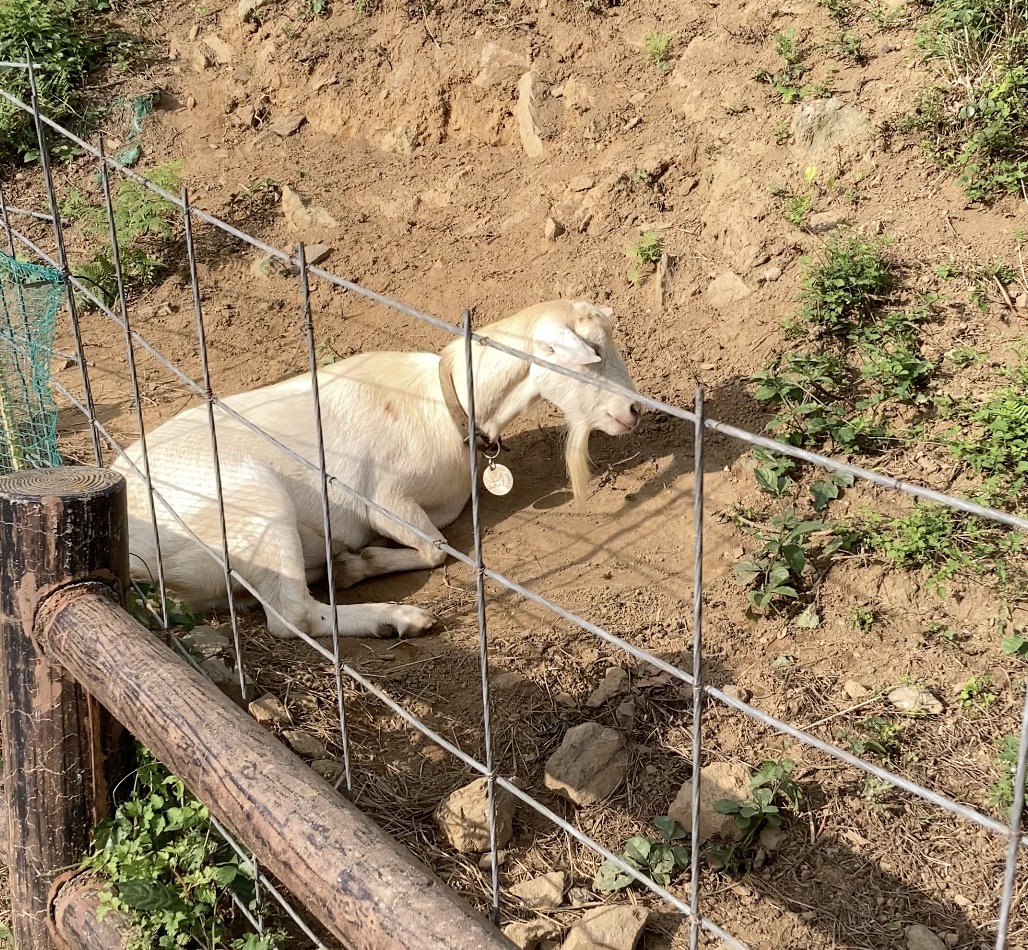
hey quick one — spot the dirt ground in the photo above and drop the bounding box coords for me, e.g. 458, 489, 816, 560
3, 0, 1028, 945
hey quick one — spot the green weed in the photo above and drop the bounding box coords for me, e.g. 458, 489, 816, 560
837, 30, 866, 62
754, 27, 808, 103
644, 32, 674, 72
849, 605, 876, 632
627, 230, 664, 284
0, 0, 135, 161
84, 749, 285, 950
712, 758, 803, 843
990, 735, 1027, 816
842, 716, 904, 760
914, 0, 1028, 200
593, 816, 689, 891
957, 674, 998, 711
62, 160, 182, 307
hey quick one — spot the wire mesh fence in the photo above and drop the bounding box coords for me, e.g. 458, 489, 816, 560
2, 57, 1028, 950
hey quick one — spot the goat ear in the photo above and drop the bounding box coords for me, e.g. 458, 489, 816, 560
547, 327, 602, 366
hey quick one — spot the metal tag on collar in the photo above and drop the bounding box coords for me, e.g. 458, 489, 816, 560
481, 439, 513, 496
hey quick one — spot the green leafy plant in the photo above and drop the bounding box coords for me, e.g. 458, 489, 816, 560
127, 580, 203, 632
990, 735, 1027, 816
810, 470, 855, 512
752, 449, 796, 497
849, 604, 876, 632
957, 675, 997, 711
84, 749, 285, 950
712, 758, 803, 839
842, 716, 904, 760
913, 0, 1028, 200
593, 816, 689, 892
0, 0, 136, 161
734, 510, 843, 611
837, 29, 866, 62
754, 26, 809, 103
627, 230, 664, 284
644, 32, 674, 72
62, 160, 183, 307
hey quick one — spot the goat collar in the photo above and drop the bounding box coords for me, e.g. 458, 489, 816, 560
438, 352, 502, 452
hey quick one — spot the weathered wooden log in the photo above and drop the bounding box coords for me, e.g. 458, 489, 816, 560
50, 871, 136, 948
36, 589, 517, 950
0, 466, 132, 950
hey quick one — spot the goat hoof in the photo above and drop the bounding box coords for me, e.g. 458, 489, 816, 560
390, 606, 437, 639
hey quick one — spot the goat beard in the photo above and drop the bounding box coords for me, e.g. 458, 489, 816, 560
565, 425, 592, 504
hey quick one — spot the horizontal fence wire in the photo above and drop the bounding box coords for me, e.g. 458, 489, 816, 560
5, 73, 1028, 950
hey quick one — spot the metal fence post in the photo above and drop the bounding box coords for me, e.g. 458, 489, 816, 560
0, 466, 131, 949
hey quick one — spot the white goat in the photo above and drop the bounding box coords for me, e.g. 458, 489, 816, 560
113, 300, 641, 640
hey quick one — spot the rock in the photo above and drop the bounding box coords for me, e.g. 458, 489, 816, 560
586, 667, 630, 708
906, 924, 947, 950
1016, 292, 1027, 309
758, 825, 785, 852
381, 124, 419, 155
791, 98, 868, 160
561, 76, 593, 112
545, 723, 628, 805
888, 685, 944, 715
478, 849, 507, 871
511, 871, 566, 909
201, 34, 233, 65
806, 210, 852, 234
757, 264, 782, 283
615, 697, 636, 730
544, 218, 565, 241
706, 272, 751, 309
282, 730, 329, 759
554, 692, 576, 708
434, 777, 516, 853
493, 671, 530, 690
561, 905, 649, 950
723, 685, 752, 704
281, 185, 339, 232
473, 42, 530, 88
304, 243, 333, 266
238, 0, 270, 20
198, 656, 253, 709
504, 919, 557, 950
943, 935, 958, 949
667, 762, 752, 842
311, 759, 345, 782
568, 175, 595, 192
269, 113, 307, 137
180, 625, 231, 660
250, 254, 299, 279
843, 680, 869, 700
248, 693, 291, 726
515, 73, 546, 159
654, 253, 674, 310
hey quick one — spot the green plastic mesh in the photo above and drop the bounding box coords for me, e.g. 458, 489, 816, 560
0, 252, 64, 474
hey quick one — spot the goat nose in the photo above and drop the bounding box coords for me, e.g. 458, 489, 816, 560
629, 402, 641, 423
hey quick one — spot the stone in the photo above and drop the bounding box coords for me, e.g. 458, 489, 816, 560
473, 42, 530, 88
511, 871, 566, 909
269, 113, 307, 137
250, 255, 299, 279
305, 243, 333, 265
706, 272, 751, 309
180, 625, 231, 660
723, 685, 751, 704
758, 825, 785, 852
554, 692, 576, 708
792, 97, 868, 160
568, 175, 595, 192
434, 777, 516, 853
248, 693, 291, 726
198, 656, 253, 709
281, 185, 339, 232
545, 723, 628, 805
906, 924, 947, 950
615, 697, 636, 730
843, 680, 869, 700
311, 759, 345, 782
478, 849, 507, 871
282, 730, 329, 759
493, 671, 530, 690
504, 919, 557, 950
201, 34, 234, 65
888, 685, 944, 715
758, 265, 783, 283
239, 0, 270, 20
667, 762, 752, 842
806, 210, 852, 234
586, 667, 630, 708
515, 73, 546, 159
544, 218, 565, 241
561, 905, 649, 950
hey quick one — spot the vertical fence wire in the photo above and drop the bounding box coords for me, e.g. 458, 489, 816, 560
461, 308, 501, 923
182, 187, 248, 704
688, 384, 706, 949
26, 53, 102, 466
98, 136, 170, 630
298, 241, 353, 799
995, 672, 1028, 948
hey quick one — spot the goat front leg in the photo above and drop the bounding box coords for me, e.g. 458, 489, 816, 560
335, 497, 449, 589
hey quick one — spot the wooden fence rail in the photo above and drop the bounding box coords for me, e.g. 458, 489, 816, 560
0, 466, 515, 950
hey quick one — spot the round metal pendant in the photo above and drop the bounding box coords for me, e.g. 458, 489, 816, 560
482, 463, 514, 496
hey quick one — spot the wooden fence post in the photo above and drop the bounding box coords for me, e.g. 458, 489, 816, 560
0, 466, 130, 950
